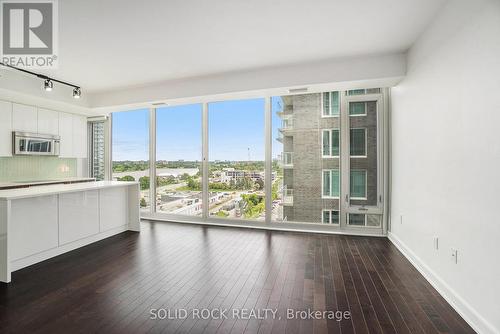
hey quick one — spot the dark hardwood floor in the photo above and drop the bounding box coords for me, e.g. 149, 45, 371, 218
0, 221, 474, 333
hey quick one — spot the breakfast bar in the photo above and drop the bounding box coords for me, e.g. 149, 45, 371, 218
0, 181, 140, 283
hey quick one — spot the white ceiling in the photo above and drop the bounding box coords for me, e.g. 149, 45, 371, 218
38, 0, 446, 94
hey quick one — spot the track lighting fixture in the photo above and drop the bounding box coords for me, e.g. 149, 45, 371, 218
0, 62, 82, 99
72, 87, 81, 99
44, 79, 53, 91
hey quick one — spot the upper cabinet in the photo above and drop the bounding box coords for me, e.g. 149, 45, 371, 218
58, 112, 74, 158
72, 114, 87, 159
0, 100, 88, 158
38, 108, 59, 135
0, 101, 13, 156
12, 103, 37, 133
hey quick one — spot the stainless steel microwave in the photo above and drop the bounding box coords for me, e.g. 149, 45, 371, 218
12, 132, 60, 156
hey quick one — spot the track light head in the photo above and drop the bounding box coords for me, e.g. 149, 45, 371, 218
72, 87, 81, 99
44, 79, 53, 91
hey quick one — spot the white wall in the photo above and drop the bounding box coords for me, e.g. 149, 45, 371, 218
390, 0, 500, 333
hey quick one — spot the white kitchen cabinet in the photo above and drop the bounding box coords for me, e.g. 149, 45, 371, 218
58, 112, 73, 157
10, 196, 59, 261
99, 187, 128, 232
59, 190, 99, 244
12, 103, 37, 133
0, 100, 12, 156
72, 114, 87, 158
37, 108, 59, 135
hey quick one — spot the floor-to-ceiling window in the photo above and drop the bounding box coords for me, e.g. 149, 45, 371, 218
88, 120, 106, 181
344, 89, 383, 228
272, 93, 341, 225
112, 109, 150, 211
156, 104, 202, 216
271, 89, 384, 232
108, 89, 386, 234
208, 98, 266, 221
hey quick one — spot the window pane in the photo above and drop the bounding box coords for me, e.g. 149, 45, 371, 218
331, 169, 340, 197
349, 100, 377, 206
350, 128, 366, 156
347, 88, 381, 95
332, 211, 340, 225
273, 93, 340, 225
367, 214, 381, 227
90, 122, 105, 181
322, 130, 330, 156
209, 98, 265, 221
322, 93, 330, 116
349, 102, 366, 115
332, 129, 340, 156
350, 170, 366, 198
156, 104, 202, 216
112, 109, 150, 211
323, 170, 330, 197
347, 89, 366, 96
348, 214, 366, 226
322, 210, 330, 224
331, 91, 340, 116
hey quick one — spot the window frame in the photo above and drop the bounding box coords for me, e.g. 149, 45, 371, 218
322, 169, 340, 199
321, 91, 340, 118
108, 88, 388, 236
321, 128, 340, 158
322, 209, 340, 225
350, 127, 367, 158
347, 213, 367, 226
349, 101, 368, 117
350, 169, 367, 200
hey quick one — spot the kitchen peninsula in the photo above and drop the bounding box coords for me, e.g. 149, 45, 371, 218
0, 181, 140, 283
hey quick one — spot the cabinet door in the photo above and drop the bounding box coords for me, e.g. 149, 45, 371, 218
99, 187, 128, 231
58, 112, 74, 157
0, 100, 12, 156
72, 114, 87, 158
59, 190, 99, 244
10, 196, 59, 261
12, 103, 37, 133
37, 108, 59, 135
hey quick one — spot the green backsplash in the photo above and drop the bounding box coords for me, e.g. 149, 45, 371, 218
0, 156, 77, 182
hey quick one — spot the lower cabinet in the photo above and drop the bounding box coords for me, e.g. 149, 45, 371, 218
9, 188, 128, 261
99, 187, 128, 231
59, 190, 99, 245
10, 196, 58, 261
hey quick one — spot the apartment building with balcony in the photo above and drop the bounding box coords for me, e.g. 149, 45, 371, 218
277, 90, 379, 225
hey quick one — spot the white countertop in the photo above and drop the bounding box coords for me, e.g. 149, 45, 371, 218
0, 181, 138, 200
0, 177, 97, 189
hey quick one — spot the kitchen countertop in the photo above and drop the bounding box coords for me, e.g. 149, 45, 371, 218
0, 181, 138, 200
0, 177, 96, 190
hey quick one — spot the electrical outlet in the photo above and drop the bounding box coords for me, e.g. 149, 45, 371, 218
451, 248, 458, 264
433, 236, 439, 250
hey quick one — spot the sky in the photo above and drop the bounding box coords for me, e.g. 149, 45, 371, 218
112, 97, 283, 162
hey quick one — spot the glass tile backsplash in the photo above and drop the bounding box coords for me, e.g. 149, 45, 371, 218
0, 156, 77, 182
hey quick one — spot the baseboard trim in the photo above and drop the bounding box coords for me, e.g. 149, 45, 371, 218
388, 232, 497, 334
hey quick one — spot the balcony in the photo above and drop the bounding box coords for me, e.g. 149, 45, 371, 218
283, 187, 293, 206
280, 152, 293, 168
279, 117, 294, 133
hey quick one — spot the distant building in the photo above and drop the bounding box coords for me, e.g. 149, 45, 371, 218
220, 168, 276, 185
277, 90, 379, 224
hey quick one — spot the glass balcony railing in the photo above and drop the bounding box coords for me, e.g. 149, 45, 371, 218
279, 118, 294, 132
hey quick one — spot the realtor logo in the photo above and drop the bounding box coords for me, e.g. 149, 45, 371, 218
1, 0, 58, 68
